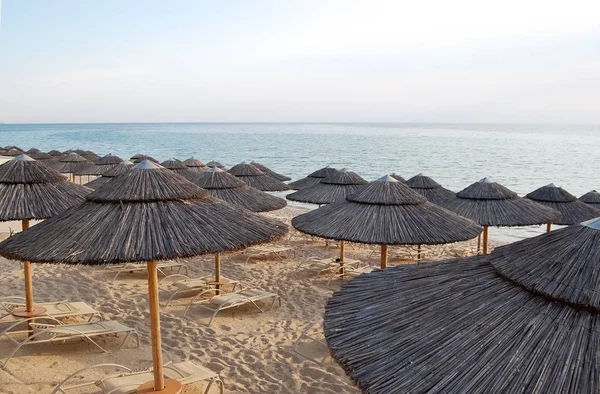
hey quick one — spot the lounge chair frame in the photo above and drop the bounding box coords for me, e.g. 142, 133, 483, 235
102, 261, 188, 283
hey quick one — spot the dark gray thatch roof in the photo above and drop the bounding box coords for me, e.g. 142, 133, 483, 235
95, 153, 123, 166
183, 157, 207, 172
0, 155, 91, 221
50, 152, 91, 174
6, 148, 25, 157
47, 150, 63, 157
192, 168, 286, 212
288, 166, 338, 190
26, 148, 41, 154
292, 175, 481, 245
206, 161, 226, 169
324, 252, 600, 394
405, 173, 455, 204
526, 184, 600, 225
580, 190, 600, 205
28, 151, 53, 161
83, 176, 112, 190
83, 161, 134, 190
440, 178, 561, 226
0, 160, 288, 265
390, 173, 406, 182
250, 161, 291, 181
130, 154, 159, 164
228, 162, 290, 191
160, 158, 188, 172
286, 169, 367, 204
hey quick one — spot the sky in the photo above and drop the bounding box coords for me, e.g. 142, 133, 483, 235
0, 0, 599, 123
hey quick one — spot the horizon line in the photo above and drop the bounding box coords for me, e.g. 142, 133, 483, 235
1, 121, 599, 126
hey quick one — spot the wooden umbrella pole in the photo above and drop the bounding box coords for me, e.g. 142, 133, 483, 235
146, 260, 165, 391
417, 244, 422, 262
339, 240, 345, 277
380, 244, 388, 269
215, 253, 221, 295
22, 220, 34, 312
482, 226, 489, 255
477, 233, 481, 253
546, 222, 552, 233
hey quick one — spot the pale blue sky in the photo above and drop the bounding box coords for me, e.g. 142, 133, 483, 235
0, 0, 599, 123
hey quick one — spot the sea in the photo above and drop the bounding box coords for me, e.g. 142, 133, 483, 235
1, 122, 599, 243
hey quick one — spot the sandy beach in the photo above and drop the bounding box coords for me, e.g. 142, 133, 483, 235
0, 206, 501, 394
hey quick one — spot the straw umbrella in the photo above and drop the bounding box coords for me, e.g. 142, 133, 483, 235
47, 150, 63, 157
229, 162, 291, 191
579, 190, 600, 207
206, 161, 226, 169
74, 154, 124, 184
324, 219, 600, 394
288, 166, 338, 190
25, 148, 41, 154
440, 178, 561, 254
526, 183, 600, 231
6, 148, 24, 157
0, 154, 91, 316
0, 160, 288, 392
49, 152, 90, 182
27, 151, 53, 161
82, 150, 100, 161
405, 173, 455, 204
84, 161, 133, 190
182, 157, 208, 172
130, 154, 159, 164
193, 167, 287, 212
160, 158, 188, 173
390, 173, 406, 182
286, 169, 368, 205
250, 161, 291, 181
292, 175, 481, 268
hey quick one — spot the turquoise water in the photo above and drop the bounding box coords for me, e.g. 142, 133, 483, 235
1, 123, 599, 242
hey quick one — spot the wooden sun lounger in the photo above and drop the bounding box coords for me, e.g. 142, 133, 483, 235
291, 319, 329, 365
51, 360, 223, 394
102, 261, 188, 283
243, 245, 293, 263
326, 265, 376, 286
184, 288, 281, 325
294, 257, 363, 277
162, 275, 241, 307
1, 320, 139, 369
0, 298, 101, 328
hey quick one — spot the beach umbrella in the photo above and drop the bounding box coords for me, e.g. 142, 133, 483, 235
292, 175, 481, 268
229, 162, 291, 191
0, 148, 8, 156
82, 150, 100, 161
25, 148, 41, 154
324, 218, 600, 394
0, 160, 288, 392
390, 173, 406, 182
75, 153, 124, 178
193, 167, 287, 212
47, 150, 63, 157
83, 161, 134, 190
405, 173, 455, 204
160, 158, 188, 173
0, 154, 91, 316
5, 146, 23, 152
250, 161, 291, 181
27, 151, 53, 161
206, 160, 226, 169
440, 178, 561, 254
579, 190, 600, 207
286, 169, 367, 205
6, 148, 24, 157
526, 183, 600, 230
49, 152, 90, 181
182, 157, 208, 172
130, 154, 159, 164
288, 166, 338, 190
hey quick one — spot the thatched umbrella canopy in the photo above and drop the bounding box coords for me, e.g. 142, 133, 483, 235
324, 220, 600, 394
0, 148, 8, 156
390, 173, 406, 182
0, 160, 287, 392
405, 173, 455, 204
440, 178, 561, 253
288, 166, 338, 190
193, 167, 287, 212
83, 161, 134, 190
160, 158, 188, 173
292, 175, 481, 268
526, 183, 600, 226
286, 169, 367, 205
0, 154, 91, 316
182, 157, 208, 172
5, 146, 23, 151
49, 152, 90, 180
25, 148, 41, 154
27, 151, 53, 161
250, 161, 291, 181
229, 162, 291, 191
47, 150, 63, 157
580, 190, 600, 207
206, 160, 226, 169
6, 148, 25, 157
75, 153, 124, 176
130, 154, 159, 164
83, 150, 100, 161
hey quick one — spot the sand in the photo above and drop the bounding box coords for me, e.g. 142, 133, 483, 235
0, 206, 502, 394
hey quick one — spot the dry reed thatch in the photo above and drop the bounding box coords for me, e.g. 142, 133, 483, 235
580, 190, 600, 206
130, 154, 159, 164
25, 148, 41, 154
206, 161, 226, 169
183, 157, 208, 172
526, 184, 600, 225
5, 146, 23, 151
47, 150, 63, 157
0, 160, 288, 264
228, 162, 291, 191
286, 169, 368, 204
292, 175, 481, 244
440, 178, 561, 226
75, 154, 123, 176
390, 173, 406, 182
49, 152, 91, 174
324, 252, 600, 394
0, 155, 91, 220
83, 161, 133, 190
405, 173, 455, 204
6, 148, 24, 157
94, 153, 123, 165
193, 168, 287, 212
27, 151, 53, 161
160, 158, 188, 172
288, 166, 338, 190
250, 161, 291, 181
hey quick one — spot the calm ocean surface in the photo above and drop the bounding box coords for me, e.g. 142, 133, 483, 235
1, 123, 599, 242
